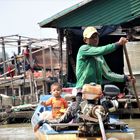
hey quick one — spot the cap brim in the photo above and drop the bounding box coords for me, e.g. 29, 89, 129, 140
84, 31, 98, 39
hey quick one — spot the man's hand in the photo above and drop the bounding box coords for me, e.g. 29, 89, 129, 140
127, 75, 136, 84
118, 37, 128, 46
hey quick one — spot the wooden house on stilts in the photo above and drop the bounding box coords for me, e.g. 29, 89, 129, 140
38, 0, 140, 116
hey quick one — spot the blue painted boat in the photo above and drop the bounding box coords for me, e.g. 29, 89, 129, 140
31, 94, 135, 140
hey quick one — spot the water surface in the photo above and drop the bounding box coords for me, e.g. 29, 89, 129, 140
0, 123, 36, 140
0, 119, 140, 140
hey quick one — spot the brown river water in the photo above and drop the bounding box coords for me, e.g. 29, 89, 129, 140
0, 119, 139, 140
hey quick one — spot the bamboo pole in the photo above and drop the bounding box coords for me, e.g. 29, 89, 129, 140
123, 45, 140, 111
0, 75, 24, 86
0, 47, 52, 66
0, 58, 14, 65
0, 68, 15, 78
0, 34, 18, 38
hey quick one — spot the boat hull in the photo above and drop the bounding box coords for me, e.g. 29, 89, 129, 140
34, 131, 134, 140
31, 95, 135, 140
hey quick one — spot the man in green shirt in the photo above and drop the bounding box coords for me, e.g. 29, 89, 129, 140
76, 26, 134, 89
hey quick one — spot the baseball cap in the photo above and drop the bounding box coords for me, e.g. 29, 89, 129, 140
83, 26, 98, 39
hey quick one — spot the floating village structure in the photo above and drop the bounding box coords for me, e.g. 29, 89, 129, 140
1, 0, 140, 124
0, 35, 66, 123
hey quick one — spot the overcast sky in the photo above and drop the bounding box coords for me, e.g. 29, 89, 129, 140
0, 0, 82, 56
0, 0, 82, 38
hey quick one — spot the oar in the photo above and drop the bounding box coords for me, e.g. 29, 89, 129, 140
123, 45, 140, 111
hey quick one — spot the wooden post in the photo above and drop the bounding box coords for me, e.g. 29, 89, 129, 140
57, 29, 63, 84
5, 86, 9, 98
1, 37, 8, 95
49, 45, 54, 77
18, 36, 21, 55
10, 75, 15, 104
23, 55, 26, 96
28, 41, 34, 101
29, 71, 33, 102
42, 46, 47, 94
19, 85, 22, 104
13, 54, 18, 76
34, 80, 38, 102
1, 37, 6, 79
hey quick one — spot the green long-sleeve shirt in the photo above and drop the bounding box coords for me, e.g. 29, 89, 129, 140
76, 43, 125, 88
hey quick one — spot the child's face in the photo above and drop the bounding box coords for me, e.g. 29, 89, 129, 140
51, 85, 62, 98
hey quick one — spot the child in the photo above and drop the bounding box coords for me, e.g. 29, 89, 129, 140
34, 82, 68, 132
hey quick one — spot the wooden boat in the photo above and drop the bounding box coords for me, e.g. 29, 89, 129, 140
31, 94, 135, 140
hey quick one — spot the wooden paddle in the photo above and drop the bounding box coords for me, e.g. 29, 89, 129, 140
123, 45, 140, 111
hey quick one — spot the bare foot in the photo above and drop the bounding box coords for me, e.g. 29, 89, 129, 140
34, 124, 40, 132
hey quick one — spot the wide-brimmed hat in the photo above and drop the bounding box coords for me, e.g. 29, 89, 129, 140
83, 26, 98, 39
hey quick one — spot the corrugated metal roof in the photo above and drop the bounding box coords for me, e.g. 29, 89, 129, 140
39, 0, 140, 28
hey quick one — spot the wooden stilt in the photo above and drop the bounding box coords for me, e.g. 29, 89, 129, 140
42, 46, 47, 94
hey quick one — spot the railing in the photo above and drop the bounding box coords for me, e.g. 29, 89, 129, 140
0, 35, 60, 105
